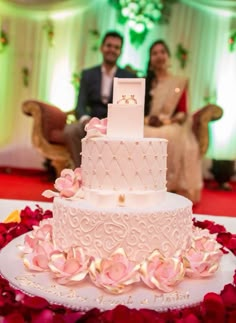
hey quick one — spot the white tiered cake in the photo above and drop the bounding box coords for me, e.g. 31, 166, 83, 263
52, 78, 193, 261
14, 78, 224, 307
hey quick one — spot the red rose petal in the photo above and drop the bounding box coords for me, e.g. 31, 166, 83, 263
63, 311, 85, 323
22, 295, 49, 309
139, 308, 164, 322
30, 309, 54, 323
227, 309, 236, 323
202, 292, 225, 321
221, 284, 236, 309
3, 312, 25, 323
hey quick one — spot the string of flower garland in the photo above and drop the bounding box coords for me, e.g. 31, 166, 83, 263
71, 72, 81, 93
0, 28, 9, 53
43, 20, 55, 47
228, 30, 236, 52
175, 43, 188, 69
89, 29, 100, 51
0, 206, 235, 322
22, 67, 30, 87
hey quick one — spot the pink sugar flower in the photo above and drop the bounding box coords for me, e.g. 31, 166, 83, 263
32, 219, 53, 240
140, 250, 185, 292
23, 241, 55, 271
192, 232, 222, 254
89, 248, 140, 294
20, 220, 57, 271
19, 234, 39, 254
48, 247, 88, 284
42, 168, 84, 199
84, 117, 107, 138
192, 227, 213, 239
184, 235, 223, 278
19, 219, 53, 254
184, 248, 223, 278
55, 168, 82, 197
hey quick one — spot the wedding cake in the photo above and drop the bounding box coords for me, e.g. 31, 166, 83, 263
51, 78, 193, 262
20, 78, 223, 298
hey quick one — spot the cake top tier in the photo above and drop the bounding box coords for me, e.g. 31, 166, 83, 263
107, 78, 145, 139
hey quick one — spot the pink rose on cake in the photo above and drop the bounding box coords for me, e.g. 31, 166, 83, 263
140, 250, 185, 292
48, 247, 89, 284
193, 234, 222, 254
32, 219, 53, 241
184, 234, 223, 278
89, 248, 140, 294
19, 219, 56, 271
84, 117, 107, 138
22, 241, 55, 271
42, 168, 84, 199
192, 227, 213, 239
54, 168, 82, 197
19, 219, 53, 254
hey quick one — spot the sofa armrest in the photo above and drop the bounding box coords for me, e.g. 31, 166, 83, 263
22, 99, 70, 157
22, 100, 67, 144
192, 104, 223, 156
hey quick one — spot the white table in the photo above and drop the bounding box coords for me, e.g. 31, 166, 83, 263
0, 199, 235, 233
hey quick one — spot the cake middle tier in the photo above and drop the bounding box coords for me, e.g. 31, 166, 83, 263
81, 137, 167, 207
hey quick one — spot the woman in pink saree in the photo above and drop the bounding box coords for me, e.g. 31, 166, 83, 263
144, 40, 202, 204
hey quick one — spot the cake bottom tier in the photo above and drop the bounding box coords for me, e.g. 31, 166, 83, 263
52, 193, 193, 262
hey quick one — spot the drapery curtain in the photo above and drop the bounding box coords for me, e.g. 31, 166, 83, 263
182, 0, 236, 15
0, 0, 110, 168
0, 0, 235, 169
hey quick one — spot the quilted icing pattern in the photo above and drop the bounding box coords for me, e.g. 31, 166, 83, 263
81, 138, 167, 191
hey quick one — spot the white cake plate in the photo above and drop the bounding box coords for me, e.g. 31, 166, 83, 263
0, 234, 235, 312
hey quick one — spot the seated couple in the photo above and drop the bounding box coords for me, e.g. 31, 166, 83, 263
64, 32, 202, 204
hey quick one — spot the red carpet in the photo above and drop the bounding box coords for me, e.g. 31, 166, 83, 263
0, 168, 54, 203
192, 180, 236, 217
0, 168, 236, 217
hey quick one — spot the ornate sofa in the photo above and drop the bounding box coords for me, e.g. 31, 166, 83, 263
22, 100, 223, 178
22, 100, 73, 177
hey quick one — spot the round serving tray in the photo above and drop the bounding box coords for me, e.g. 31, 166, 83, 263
0, 234, 235, 312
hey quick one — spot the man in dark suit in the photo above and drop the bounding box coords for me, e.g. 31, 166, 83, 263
64, 31, 136, 167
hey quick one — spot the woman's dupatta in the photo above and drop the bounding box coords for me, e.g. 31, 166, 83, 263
149, 76, 188, 119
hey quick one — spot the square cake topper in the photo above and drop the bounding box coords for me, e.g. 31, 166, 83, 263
107, 78, 145, 138
112, 78, 145, 107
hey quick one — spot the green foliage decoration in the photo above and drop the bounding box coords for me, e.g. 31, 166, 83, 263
109, 0, 178, 46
